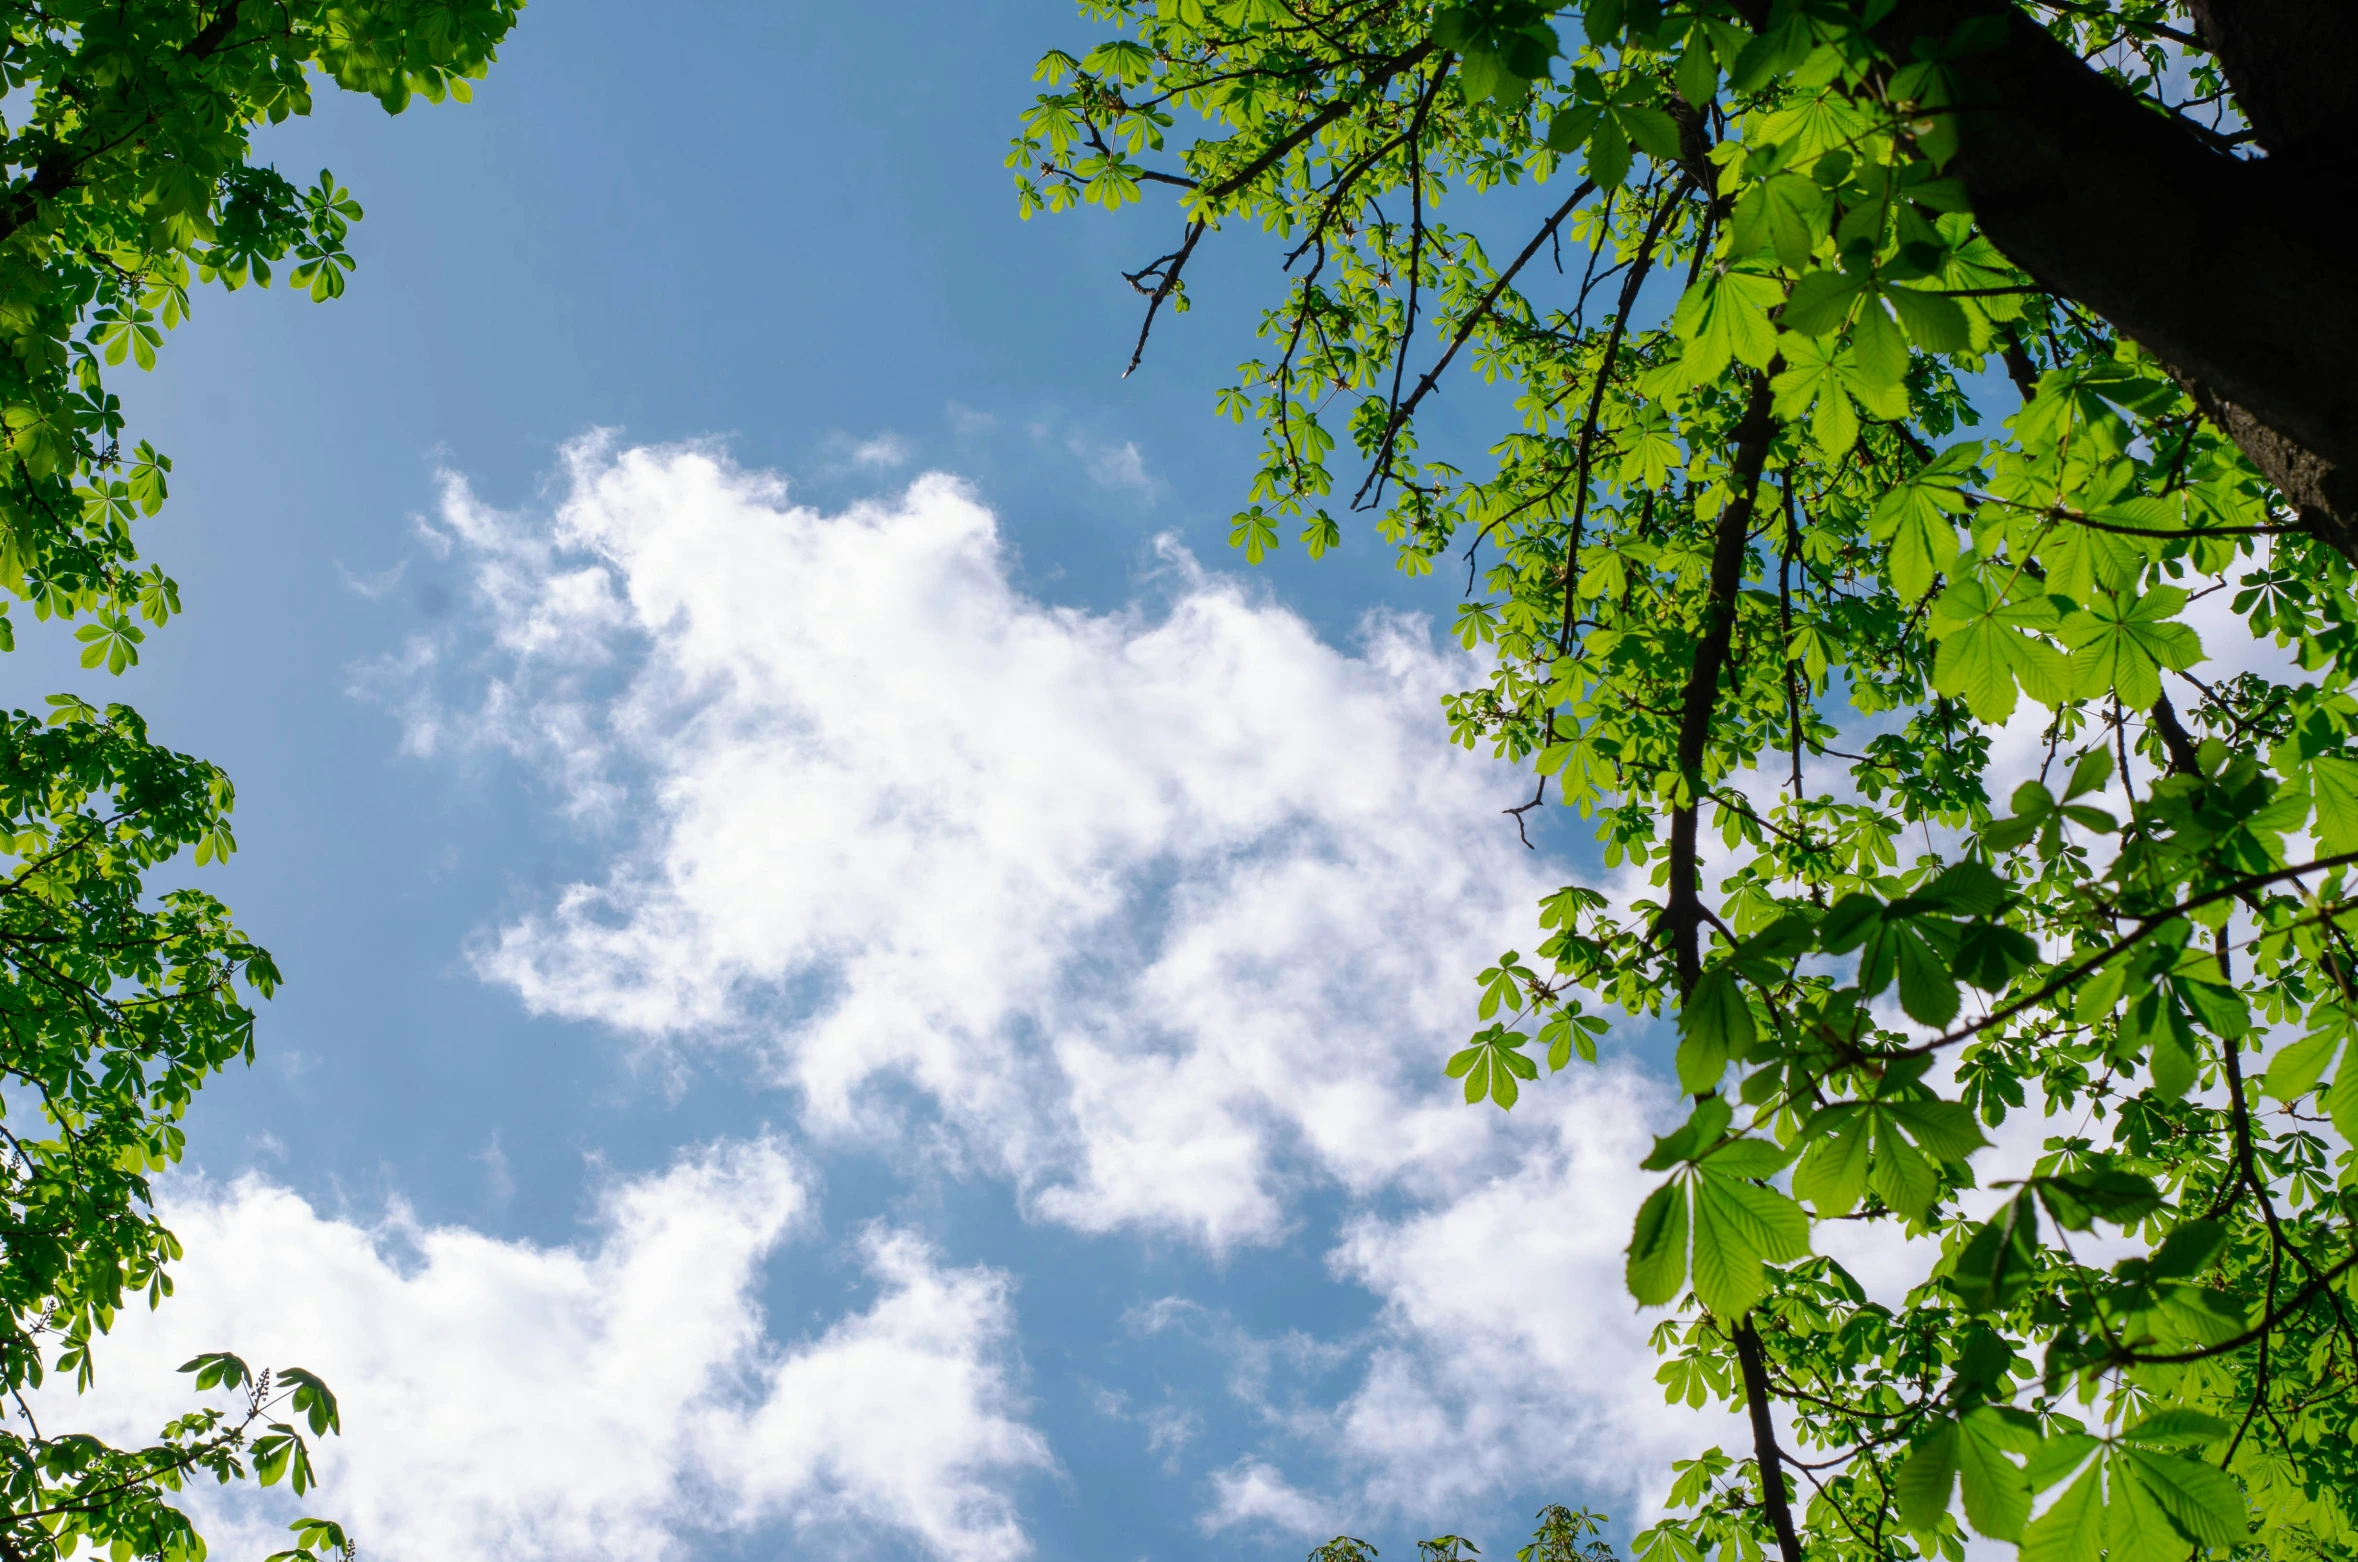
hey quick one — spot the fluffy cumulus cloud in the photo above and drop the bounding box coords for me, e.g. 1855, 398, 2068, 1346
334, 423, 2331, 1555
62, 1142, 1048, 1562
404, 437, 1576, 1247
361, 437, 1736, 1536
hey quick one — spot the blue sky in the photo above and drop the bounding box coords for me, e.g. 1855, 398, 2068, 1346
13, 5, 1739, 1560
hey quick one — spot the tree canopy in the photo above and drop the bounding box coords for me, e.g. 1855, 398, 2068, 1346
0, 2, 518, 1557
1016, 0, 2358, 1556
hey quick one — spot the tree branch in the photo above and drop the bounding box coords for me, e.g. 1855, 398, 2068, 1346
1352, 178, 1598, 508
1666, 370, 1778, 998
1867, 0, 2358, 548
1733, 1316, 1806, 1562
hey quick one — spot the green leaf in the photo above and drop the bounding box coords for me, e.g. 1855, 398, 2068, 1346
2059, 585, 2205, 709
2063, 745, 2115, 800
1894, 926, 1960, 1025
2311, 756, 2358, 854
2329, 1059, 2358, 1145
1957, 1410, 2033, 1539
1547, 105, 1601, 154
1643, 1096, 1734, 1170
1818, 893, 1882, 953
281, 1367, 342, 1436
1230, 507, 1280, 563
1918, 859, 2009, 916
2106, 1452, 2188, 1561
1672, 270, 1781, 383
2265, 1027, 2344, 1100
1793, 1108, 1870, 1215
1676, 965, 1753, 1092
1780, 268, 1864, 336
1586, 125, 1632, 190
1892, 1420, 1959, 1531
2018, 1459, 2105, 1562
1884, 1097, 1988, 1160
2121, 1408, 2228, 1445
1951, 920, 2037, 990
1950, 1196, 2038, 1313
2117, 1446, 2246, 1550
1626, 1181, 1690, 1305
1618, 105, 1681, 163
1689, 1169, 1809, 1318
1850, 297, 1910, 396
1884, 283, 1970, 352
1868, 1119, 1939, 1218
1707, 1136, 1794, 1178
1447, 1026, 1538, 1109
1674, 42, 1717, 116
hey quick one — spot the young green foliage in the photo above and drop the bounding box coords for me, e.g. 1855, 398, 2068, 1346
1020, 0, 2358, 1555
0, 2, 522, 1556
0, 0, 520, 654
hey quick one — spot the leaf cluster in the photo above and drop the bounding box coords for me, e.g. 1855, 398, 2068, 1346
1020, 0, 2358, 1554
0, 0, 520, 1555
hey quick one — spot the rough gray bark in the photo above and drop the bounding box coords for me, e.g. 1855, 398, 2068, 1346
1728, 0, 2358, 552
2182, 0, 2356, 169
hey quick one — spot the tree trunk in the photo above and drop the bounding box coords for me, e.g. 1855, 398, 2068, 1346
1806, 0, 2358, 552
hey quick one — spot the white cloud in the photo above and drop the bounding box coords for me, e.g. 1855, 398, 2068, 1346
58, 1142, 1049, 1562
361, 436, 1735, 1531
474, 1130, 516, 1203
811, 430, 916, 473
403, 437, 1559, 1253
1322, 1065, 1737, 1523
852, 434, 915, 469
1205, 1459, 1340, 1537
1065, 431, 1155, 493
338, 558, 407, 599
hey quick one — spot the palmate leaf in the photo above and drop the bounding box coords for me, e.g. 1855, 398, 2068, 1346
1769, 300, 1917, 458
1689, 1168, 1809, 1318
2043, 519, 2145, 601
1446, 1025, 1538, 1109
1728, 174, 1826, 272
1795, 1094, 1985, 1218
1871, 444, 1978, 600
1929, 578, 2073, 722
1670, 269, 1780, 385
1624, 1160, 1808, 1318
2057, 584, 2204, 707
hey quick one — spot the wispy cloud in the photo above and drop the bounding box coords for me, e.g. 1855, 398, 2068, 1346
338, 559, 408, 599
947, 402, 997, 440
850, 433, 914, 468
1065, 431, 1155, 493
